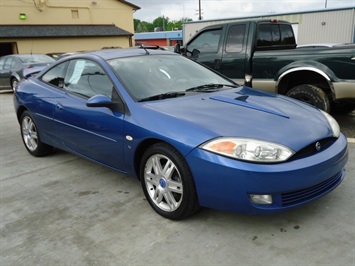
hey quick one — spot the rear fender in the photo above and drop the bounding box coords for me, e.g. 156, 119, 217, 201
275, 62, 335, 100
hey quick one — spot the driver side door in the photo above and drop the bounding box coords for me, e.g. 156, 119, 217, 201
43, 59, 126, 171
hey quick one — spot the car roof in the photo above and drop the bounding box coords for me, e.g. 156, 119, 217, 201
83, 47, 177, 60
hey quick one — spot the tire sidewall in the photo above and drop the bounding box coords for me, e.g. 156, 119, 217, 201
20, 111, 51, 157
140, 143, 198, 220
286, 84, 330, 112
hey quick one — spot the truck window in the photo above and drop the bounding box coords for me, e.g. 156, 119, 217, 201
280, 24, 295, 45
225, 25, 245, 53
257, 24, 273, 47
187, 29, 221, 54
257, 23, 295, 47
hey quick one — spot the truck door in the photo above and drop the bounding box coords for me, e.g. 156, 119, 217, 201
220, 24, 248, 84
185, 26, 223, 71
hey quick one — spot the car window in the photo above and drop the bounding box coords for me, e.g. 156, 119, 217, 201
225, 24, 245, 53
109, 54, 234, 101
64, 59, 113, 98
4, 58, 14, 70
187, 29, 221, 53
41, 61, 68, 88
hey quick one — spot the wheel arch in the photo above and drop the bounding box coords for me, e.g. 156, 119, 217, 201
276, 67, 335, 102
133, 138, 167, 180
16, 105, 28, 123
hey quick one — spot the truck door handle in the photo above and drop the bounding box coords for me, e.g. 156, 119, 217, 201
351, 57, 355, 61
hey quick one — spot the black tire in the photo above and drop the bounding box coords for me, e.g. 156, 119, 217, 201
140, 142, 199, 220
11, 78, 19, 92
20, 111, 53, 157
286, 84, 330, 113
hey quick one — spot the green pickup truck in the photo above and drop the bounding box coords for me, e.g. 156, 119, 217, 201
175, 19, 355, 113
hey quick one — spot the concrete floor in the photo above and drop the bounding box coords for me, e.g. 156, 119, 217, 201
1, 92, 354, 266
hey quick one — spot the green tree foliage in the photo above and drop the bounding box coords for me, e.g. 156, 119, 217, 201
134, 17, 193, 33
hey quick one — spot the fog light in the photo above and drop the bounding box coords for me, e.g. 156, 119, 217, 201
249, 194, 273, 205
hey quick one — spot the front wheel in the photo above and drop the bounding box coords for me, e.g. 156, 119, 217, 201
20, 111, 53, 157
286, 84, 330, 113
140, 143, 199, 220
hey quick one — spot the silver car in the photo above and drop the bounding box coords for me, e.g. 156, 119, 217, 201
0, 54, 55, 91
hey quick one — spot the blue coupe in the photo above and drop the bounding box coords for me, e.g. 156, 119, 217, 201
13, 48, 348, 220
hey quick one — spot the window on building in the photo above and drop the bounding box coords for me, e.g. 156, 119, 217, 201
71, 10, 79, 19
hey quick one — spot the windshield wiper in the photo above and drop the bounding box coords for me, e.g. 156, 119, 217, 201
185, 83, 236, 92
138, 92, 186, 102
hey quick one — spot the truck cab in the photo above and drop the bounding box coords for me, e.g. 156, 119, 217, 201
179, 20, 296, 85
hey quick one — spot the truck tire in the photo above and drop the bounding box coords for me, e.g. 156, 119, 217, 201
286, 84, 330, 113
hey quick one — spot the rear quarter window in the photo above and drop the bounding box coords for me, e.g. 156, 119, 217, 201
41, 61, 68, 88
256, 23, 295, 48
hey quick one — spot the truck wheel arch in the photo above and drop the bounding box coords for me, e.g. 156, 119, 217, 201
276, 67, 335, 111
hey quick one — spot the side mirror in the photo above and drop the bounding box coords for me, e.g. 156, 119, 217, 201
174, 43, 181, 54
86, 95, 112, 107
86, 94, 124, 113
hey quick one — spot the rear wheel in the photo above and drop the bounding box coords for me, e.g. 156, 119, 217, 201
20, 111, 53, 157
286, 84, 330, 112
140, 143, 199, 220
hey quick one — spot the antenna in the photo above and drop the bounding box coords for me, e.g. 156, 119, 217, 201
139, 45, 150, 55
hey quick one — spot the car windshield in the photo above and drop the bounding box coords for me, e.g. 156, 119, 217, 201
18, 54, 55, 64
108, 54, 236, 101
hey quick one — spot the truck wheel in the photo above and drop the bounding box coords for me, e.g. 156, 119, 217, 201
286, 84, 330, 113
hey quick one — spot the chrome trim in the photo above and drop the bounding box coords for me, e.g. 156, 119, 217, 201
277, 67, 331, 83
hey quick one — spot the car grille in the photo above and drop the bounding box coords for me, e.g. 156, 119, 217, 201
291, 137, 335, 160
281, 171, 343, 206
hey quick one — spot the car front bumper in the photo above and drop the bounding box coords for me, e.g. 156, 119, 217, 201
186, 133, 348, 214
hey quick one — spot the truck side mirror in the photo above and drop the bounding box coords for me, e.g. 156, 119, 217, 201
174, 44, 181, 54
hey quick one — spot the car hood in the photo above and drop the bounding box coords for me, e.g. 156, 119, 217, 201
140, 87, 334, 152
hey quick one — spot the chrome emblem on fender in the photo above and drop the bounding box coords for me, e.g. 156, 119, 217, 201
315, 142, 321, 151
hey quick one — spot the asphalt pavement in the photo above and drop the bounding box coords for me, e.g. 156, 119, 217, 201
1, 91, 354, 266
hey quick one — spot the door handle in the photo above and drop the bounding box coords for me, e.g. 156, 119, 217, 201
55, 103, 63, 110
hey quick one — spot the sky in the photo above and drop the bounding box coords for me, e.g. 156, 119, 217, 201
130, 0, 355, 22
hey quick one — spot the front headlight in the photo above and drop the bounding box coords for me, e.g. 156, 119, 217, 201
321, 110, 340, 138
201, 138, 295, 163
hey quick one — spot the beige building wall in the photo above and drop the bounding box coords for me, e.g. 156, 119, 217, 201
0, 0, 135, 33
0, 0, 138, 54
